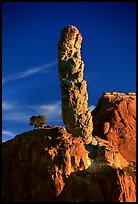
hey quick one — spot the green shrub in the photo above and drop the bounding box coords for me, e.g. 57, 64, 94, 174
29, 115, 46, 128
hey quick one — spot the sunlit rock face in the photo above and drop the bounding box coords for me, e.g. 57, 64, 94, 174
58, 25, 93, 144
2, 126, 136, 202
92, 92, 136, 162
2, 127, 92, 202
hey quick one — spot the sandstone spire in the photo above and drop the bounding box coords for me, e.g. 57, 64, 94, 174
58, 25, 93, 144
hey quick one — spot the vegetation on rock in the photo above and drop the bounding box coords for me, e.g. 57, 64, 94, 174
29, 115, 46, 128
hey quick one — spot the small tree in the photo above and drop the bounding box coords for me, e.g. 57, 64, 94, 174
29, 115, 46, 129
29, 116, 37, 127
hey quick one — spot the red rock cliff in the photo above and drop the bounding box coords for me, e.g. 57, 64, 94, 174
2, 124, 136, 202
92, 92, 136, 162
2, 126, 91, 202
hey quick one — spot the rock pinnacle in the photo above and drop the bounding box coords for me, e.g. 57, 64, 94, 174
58, 25, 93, 144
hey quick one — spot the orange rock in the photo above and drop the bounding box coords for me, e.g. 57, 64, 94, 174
2, 125, 136, 202
2, 126, 91, 202
57, 166, 136, 202
92, 93, 136, 162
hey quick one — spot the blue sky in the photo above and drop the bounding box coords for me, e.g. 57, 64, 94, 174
2, 2, 136, 142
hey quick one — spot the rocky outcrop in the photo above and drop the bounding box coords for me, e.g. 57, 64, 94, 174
2, 126, 91, 202
58, 25, 93, 144
57, 166, 136, 202
2, 126, 136, 202
92, 92, 136, 162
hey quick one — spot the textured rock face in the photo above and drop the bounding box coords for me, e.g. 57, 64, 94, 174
89, 136, 129, 169
2, 126, 136, 202
58, 26, 93, 144
57, 166, 136, 202
2, 127, 91, 202
92, 92, 136, 162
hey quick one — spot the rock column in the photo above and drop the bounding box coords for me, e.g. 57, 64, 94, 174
58, 25, 93, 144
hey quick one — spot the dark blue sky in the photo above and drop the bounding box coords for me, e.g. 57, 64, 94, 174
2, 2, 136, 142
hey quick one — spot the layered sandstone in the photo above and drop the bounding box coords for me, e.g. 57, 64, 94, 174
92, 92, 136, 162
58, 26, 93, 144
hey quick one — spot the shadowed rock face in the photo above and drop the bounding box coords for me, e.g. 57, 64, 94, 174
57, 167, 136, 202
58, 26, 93, 144
92, 92, 136, 162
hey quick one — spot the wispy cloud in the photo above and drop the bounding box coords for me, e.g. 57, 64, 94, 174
2, 130, 15, 137
89, 105, 96, 111
29, 101, 62, 120
2, 101, 29, 122
2, 130, 16, 142
2, 61, 57, 85
2, 101, 17, 111
2, 100, 62, 123
2, 111, 31, 122
2, 100, 32, 123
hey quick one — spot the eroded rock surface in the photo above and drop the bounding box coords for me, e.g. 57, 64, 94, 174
92, 92, 136, 162
57, 166, 136, 202
2, 126, 136, 202
2, 126, 91, 202
58, 25, 93, 144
